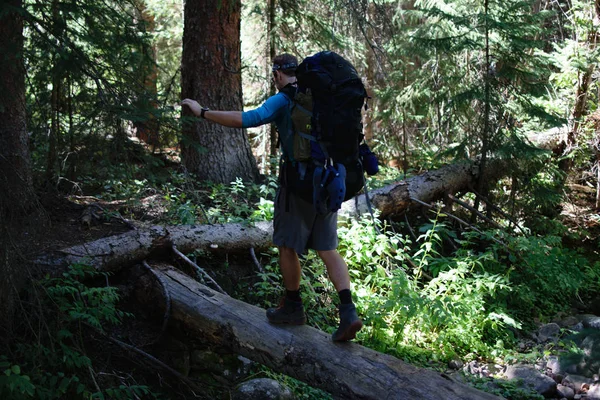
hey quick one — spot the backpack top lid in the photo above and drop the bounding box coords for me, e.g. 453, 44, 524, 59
296, 51, 362, 92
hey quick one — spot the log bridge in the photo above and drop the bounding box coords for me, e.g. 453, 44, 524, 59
152, 264, 501, 400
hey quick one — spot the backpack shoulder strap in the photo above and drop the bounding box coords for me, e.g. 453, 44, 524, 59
279, 83, 298, 101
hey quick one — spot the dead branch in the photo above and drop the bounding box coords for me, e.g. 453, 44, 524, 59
171, 245, 227, 295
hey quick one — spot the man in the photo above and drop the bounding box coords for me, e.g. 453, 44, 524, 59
181, 54, 363, 341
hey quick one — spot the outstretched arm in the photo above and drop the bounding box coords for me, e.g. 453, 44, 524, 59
181, 99, 243, 128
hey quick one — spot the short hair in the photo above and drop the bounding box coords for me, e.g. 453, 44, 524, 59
272, 54, 298, 77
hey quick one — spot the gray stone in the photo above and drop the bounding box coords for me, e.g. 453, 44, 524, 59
556, 384, 575, 400
582, 315, 600, 330
559, 316, 581, 328
582, 335, 600, 358
233, 378, 294, 400
589, 383, 600, 399
505, 365, 557, 397
538, 323, 561, 342
448, 371, 468, 384
564, 374, 594, 390
448, 358, 463, 370
548, 356, 566, 375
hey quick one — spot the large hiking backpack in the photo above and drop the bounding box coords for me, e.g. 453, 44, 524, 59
282, 51, 371, 213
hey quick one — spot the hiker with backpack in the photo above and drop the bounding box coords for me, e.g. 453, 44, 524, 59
181, 52, 372, 341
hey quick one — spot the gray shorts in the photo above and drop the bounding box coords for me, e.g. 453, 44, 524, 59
273, 187, 338, 255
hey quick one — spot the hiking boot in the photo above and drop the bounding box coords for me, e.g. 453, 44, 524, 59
266, 298, 306, 325
332, 303, 363, 342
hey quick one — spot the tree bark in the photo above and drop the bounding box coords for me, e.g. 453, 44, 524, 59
180, 0, 259, 183
150, 264, 501, 400
342, 160, 490, 216
36, 221, 273, 272
0, 0, 34, 321
134, 0, 160, 147
267, 0, 277, 160
46, 0, 62, 182
38, 160, 502, 270
566, 0, 599, 150
0, 0, 33, 218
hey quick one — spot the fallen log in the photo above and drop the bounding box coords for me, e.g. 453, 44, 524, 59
153, 264, 501, 400
35, 221, 273, 272
343, 161, 482, 216
38, 160, 505, 270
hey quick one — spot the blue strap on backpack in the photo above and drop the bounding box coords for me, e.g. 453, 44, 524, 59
312, 163, 346, 214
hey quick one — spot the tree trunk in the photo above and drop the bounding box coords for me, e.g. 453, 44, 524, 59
46, 0, 61, 183
566, 0, 598, 151
134, 1, 160, 147
474, 0, 492, 216
180, 0, 259, 183
149, 264, 502, 400
267, 0, 278, 161
0, 0, 34, 321
38, 161, 503, 271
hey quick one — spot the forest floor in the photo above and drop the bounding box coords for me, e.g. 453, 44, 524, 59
8, 156, 600, 400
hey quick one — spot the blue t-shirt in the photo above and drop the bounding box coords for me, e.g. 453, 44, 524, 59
241, 92, 294, 158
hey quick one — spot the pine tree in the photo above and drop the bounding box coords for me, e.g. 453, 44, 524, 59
181, 0, 259, 183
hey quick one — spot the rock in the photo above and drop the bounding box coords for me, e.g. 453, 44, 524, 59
233, 378, 294, 400
582, 315, 600, 330
190, 350, 254, 382
589, 383, 600, 399
504, 365, 557, 397
582, 334, 600, 358
538, 323, 561, 342
465, 361, 480, 375
574, 322, 584, 332
564, 374, 594, 390
448, 371, 468, 384
548, 356, 566, 375
448, 358, 464, 370
559, 316, 581, 328
556, 384, 575, 400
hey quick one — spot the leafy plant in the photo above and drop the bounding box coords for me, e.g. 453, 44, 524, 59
0, 264, 158, 399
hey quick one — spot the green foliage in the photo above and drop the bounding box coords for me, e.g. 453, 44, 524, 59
44, 264, 131, 330
492, 234, 588, 319
206, 176, 279, 224
470, 375, 545, 400
231, 166, 593, 365
343, 215, 518, 361
0, 264, 158, 399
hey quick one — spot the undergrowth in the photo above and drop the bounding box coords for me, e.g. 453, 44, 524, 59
15, 151, 598, 399
0, 264, 160, 400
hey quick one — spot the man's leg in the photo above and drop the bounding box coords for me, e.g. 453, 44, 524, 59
279, 246, 302, 291
318, 249, 363, 341
317, 249, 350, 291
265, 246, 306, 325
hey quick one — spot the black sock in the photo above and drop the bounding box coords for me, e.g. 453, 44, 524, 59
286, 289, 301, 302
338, 289, 353, 305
